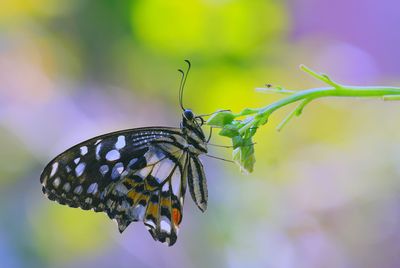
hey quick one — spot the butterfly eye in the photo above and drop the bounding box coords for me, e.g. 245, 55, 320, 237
183, 109, 194, 120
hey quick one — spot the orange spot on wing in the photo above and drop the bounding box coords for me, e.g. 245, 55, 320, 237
147, 202, 158, 217
127, 190, 140, 204
160, 198, 171, 208
123, 178, 136, 187
172, 208, 182, 226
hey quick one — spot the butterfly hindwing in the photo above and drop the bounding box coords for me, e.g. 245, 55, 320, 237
108, 144, 188, 245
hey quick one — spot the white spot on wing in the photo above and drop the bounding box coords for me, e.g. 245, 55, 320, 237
127, 158, 138, 169
85, 197, 92, 204
115, 135, 126, 149
66, 165, 72, 173
145, 219, 156, 229
171, 168, 181, 196
63, 182, 71, 192
75, 163, 86, 177
52, 177, 61, 188
87, 183, 98, 194
130, 204, 145, 220
161, 181, 169, 193
106, 150, 120, 161
80, 146, 88, 156
137, 166, 152, 179
152, 158, 175, 183
115, 183, 128, 195
50, 162, 59, 178
99, 165, 109, 175
74, 185, 83, 195
74, 157, 80, 164
111, 162, 124, 180
95, 142, 102, 160
160, 217, 171, 233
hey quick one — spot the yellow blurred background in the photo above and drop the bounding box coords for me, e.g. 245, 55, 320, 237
1, 0, 400, 267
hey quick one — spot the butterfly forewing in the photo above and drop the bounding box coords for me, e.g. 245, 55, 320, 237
40, 127, 196, 245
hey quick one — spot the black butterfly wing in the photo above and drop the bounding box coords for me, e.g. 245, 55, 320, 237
40, 127, 190, 245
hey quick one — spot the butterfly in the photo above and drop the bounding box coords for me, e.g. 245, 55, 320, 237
40, 60, 209, 246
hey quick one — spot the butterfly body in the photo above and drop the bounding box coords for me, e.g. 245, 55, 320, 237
40, 109, 208, 246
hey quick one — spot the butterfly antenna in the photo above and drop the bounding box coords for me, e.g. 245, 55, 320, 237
178, 68, 185, 111
180, 60, 191, 111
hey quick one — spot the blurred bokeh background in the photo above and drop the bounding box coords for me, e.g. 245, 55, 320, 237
1, 0, 400, 267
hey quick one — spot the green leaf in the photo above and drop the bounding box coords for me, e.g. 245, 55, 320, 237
219, 125, 239, 138
206, 111, 235, 127
232, 135, 244, 147
232, 137, 255, 174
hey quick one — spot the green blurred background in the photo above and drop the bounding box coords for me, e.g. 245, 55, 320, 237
1, 0, 400, 267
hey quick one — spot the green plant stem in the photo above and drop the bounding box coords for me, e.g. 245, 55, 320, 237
237, 65, 400, 134
263, 86, 400, 113
238, 86, 400, 134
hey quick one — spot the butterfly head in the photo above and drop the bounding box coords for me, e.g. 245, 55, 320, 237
182, 109, 204, 127
183, 109, 194, 121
